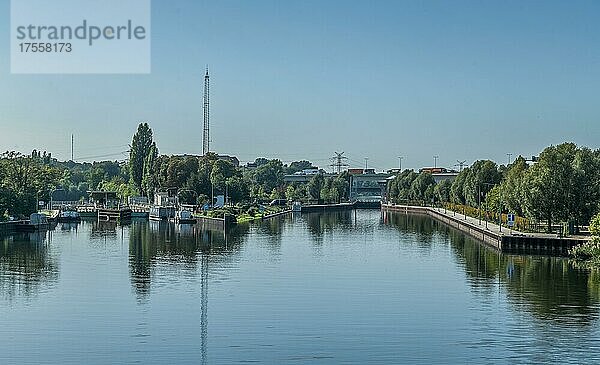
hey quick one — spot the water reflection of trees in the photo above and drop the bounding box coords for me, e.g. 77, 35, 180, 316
451, 230, 599, 322
304, 210, 386, 243
254, 215, 287, 247
0, 232, 58, 301
128, 220, 248, 301
382, 211, 449, 249
304, 211, 353, 238
384, 211, 600, 323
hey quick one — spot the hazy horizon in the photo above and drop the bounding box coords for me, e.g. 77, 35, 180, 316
1, 0, 599, 171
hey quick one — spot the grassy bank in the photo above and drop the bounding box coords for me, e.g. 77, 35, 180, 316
236, 206, 288, 224
194, 205, 288, 224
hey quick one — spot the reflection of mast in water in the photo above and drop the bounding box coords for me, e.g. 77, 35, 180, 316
199, 226, 214, 365
200, 249, 208, 365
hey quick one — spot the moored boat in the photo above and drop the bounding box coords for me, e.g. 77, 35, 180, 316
174, 209, 196, 224
16, 213, 50, 232
149, 206, 176, 221
57, 210, 82, 223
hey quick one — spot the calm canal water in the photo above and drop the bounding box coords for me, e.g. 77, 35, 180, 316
2, 210, 600, 364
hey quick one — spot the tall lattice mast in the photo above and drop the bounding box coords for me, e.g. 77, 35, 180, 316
202, 67, 210, 155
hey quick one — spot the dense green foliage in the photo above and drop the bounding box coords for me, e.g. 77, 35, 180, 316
4, 124, 598, 230
0, 151, 62, 219
570, 213, 600, 267
386, 170, 436, 204
129, 122, 156, 194
389, 142, 600, 232
466, 143, 600, 230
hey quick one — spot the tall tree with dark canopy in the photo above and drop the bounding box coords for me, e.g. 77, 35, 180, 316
129, 123, 154, 194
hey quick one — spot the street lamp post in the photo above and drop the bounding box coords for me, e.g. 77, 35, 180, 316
498, 186, 503, 232
478, 184, 482, 225
479, 182, 497, 231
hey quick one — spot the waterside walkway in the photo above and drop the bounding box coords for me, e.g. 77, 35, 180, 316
382, 204, 590, 255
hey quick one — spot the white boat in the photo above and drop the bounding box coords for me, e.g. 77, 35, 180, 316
58, 210, 81, 222
174, 209, 196, 224
149, 206, 176, 221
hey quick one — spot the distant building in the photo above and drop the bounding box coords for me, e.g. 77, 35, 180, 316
419, 167, 457, 174
284, 171, 335, 184
174, 153, 240, 167
293, 168, 321, 175
349, 171, 391, 202
217, 154, 240, 167
88, 191, 119, 207
348, 168, 365, 175
419, 167, 459, 183
432, 172, 458, 183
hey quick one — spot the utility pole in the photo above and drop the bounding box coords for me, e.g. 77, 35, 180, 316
456, 160, 467, 172
506, 153, 513, 166
364, 158, 368, 171
433, 155, 439, 168
202, 66, 210, 156
397, 156, 403, 171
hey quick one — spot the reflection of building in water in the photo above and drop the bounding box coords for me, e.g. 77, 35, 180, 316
304, 210, 379, 242
381, 210, 442, 243
0, 231, 58, 301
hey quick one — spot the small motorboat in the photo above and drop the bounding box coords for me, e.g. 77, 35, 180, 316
57, 210, 82, 223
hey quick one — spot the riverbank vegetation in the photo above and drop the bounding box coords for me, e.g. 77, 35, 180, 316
387, 142, 600, 233
570, 213, 600, 268
0, 123, 347, 221
3, 120, 599, 231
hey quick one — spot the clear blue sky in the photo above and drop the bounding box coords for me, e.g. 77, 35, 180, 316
1, 0, 599, 171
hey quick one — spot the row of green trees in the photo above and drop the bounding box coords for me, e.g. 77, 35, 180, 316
388, 142, 600, 230
1, 122, 324, 219
284, 172, 349, 204
0, 151, 62, 218
387, 170, 442, 204
126, 123, 336, 206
